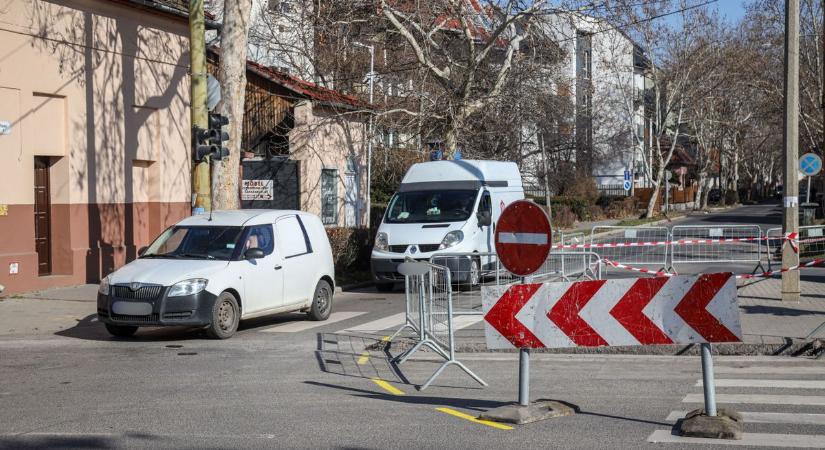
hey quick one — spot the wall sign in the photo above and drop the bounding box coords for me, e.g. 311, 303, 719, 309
9, 262, 19, 275
241, 179, 274, 201
0, 121, 11, 135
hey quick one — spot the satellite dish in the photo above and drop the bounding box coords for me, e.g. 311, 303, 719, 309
207, 74, 222, 111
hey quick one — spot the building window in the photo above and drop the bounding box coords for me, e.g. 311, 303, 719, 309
321, 169, 338, 225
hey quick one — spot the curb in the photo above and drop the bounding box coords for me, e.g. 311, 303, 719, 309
337, 280, 374, 292
384, 337, 824, 357
562, 214, 688, 242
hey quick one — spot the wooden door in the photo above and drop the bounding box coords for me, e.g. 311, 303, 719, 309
33, 157, 52, 275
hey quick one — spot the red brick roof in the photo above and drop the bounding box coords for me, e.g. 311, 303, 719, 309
245, 60, 371, 111
208, 47, 371, 111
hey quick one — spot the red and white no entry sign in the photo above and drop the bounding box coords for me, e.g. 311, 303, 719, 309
494, 200, 552, 276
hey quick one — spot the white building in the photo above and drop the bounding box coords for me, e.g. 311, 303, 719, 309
527, 12, 652, 190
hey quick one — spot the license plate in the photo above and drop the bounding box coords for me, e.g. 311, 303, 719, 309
112, 301, 152, 316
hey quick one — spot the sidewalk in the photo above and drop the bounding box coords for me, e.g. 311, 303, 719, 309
0, 284, 98, 337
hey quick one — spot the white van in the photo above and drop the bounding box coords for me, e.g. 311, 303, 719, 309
97, 210, 335, 339
371, 160, 524, 291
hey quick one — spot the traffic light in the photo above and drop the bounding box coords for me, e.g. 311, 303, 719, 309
193, 126, 213, 162
191, 114, 230, 162
208, 113, 230, 161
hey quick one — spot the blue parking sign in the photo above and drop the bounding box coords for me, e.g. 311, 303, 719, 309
799, 153, 822, 176
624, 169, 631, 181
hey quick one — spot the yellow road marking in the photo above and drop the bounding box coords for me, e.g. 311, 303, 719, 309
371, 378, 405, 396
436, 407, 513, 430
357, 336, 390, 365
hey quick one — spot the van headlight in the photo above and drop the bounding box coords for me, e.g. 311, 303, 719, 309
168, 278, 208, 297
374, 232, 389, 252
98, 276, 110, 295
439, 231, 464, 249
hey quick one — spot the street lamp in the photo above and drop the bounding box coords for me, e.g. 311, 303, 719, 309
352, 41, 374, 228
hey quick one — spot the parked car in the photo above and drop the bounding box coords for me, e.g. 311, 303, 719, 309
371, 160, 525, 291
97, 210, 335, 339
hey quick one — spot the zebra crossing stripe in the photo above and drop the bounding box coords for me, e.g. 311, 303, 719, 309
648, 430, 825, 448
666, 410, 825, 426
342, 312, 407, 333
714, 366, 825, 375
695, 379, 825, 389
683, 393, 825, 406
260, 311, 367, 333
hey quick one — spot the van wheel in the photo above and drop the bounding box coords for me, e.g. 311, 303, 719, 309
308, 280, 333, 321
206, 292, 240, 339
375, 283, 395, 293
461, 258, 481, 288
105, 323, 138, 338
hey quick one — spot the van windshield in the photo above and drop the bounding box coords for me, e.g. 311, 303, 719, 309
385, 190, 478, 223
141, 226, 244, 260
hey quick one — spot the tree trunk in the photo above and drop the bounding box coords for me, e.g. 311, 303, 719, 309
212, 0, 252, 210
539, 133, 553, 224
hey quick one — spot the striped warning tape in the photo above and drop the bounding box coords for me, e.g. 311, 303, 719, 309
555, 232, 801, 252
600, 257, 825, 280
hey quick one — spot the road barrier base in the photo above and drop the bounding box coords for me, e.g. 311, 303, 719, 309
677, 408, 743, 440
478, 400, 575, 425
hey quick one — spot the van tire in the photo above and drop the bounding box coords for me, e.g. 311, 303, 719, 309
308, 280, 333, 321
105, 323, 138, 338
375, 283, 395, 293
206, 292, 240, 339
461, 258, 481, 288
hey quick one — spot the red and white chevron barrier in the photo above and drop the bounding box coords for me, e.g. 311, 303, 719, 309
482, 273, 741, 349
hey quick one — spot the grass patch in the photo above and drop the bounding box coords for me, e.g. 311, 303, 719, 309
616, 214, 683, 227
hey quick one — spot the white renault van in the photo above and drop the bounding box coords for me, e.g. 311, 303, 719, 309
97, 210, 335, 339
371, 160, 524, 291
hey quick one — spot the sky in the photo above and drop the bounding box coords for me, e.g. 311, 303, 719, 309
712, 0, 750, 23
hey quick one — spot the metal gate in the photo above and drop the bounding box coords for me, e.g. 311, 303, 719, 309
240, 158, 299, 209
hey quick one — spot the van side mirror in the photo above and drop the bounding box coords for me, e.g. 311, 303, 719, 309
137, 246, 148, 256
244, 248, 265, 260
477, 210, 492, 227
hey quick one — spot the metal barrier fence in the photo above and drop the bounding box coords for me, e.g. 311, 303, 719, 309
388, 260, 486, 390
767, 225, 825, 269
670, 225, 764, 273
430, 250, 602, 315
591, 226, 669, 272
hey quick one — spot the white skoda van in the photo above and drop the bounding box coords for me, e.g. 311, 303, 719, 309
371, 160, 524, 291
97, 210, 335, 339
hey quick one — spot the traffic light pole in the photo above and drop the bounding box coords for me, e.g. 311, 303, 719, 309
190, 0, 210, 213
782, 0, 801, 302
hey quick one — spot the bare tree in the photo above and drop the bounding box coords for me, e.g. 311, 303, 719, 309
379, 0, 549, 155
212, 0, 253, 209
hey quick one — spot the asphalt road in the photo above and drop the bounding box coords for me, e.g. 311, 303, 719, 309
1, 203, 823, 449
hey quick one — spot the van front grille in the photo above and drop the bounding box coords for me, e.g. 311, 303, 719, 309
388, 244, 440, 253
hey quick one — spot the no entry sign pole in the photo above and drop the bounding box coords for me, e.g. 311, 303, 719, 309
492, 201, 553, 418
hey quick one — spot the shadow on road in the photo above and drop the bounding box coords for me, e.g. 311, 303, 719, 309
313, 332, 412, 386
740, 305, 825, 317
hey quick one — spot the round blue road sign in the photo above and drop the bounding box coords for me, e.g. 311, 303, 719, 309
623, 180, 632, 191
799, 153, 822, 176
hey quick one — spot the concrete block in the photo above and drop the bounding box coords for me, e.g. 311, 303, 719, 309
478, 399, 574, 425
678, 408, 743, 440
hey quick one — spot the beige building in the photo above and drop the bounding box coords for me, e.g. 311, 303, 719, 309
0, 0, 192, 294
0, 1, 369, 295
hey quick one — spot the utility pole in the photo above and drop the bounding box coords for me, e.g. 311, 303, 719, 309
782, 0, 801, 302
353, 42, 374, 228
190, 0, 210, 213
